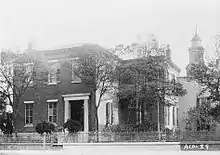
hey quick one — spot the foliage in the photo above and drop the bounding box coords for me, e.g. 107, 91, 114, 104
35, 121, 55, 135
210, 104, 220, 121
103, 122, 158, 132
0, 112, 13, 135
187, 58, 220, 120
163, 127, 173, 134
74, 49, 118, 107
63, 119, 82, 133
118, 56, 186, 101
113, 40, 186, 124
185, 101, 217, 132
71, 46, 118, 131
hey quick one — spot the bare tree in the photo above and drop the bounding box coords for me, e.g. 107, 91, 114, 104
0, 49, 48, 134
70, 49, 118, 131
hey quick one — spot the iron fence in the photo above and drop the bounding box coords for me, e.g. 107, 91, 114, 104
1, 131, 220, 143
0, 134, 57, 143
63, 131, 220, 143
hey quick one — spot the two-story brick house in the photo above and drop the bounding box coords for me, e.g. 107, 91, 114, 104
14, 43, 120, 133
116, 46, 181, 131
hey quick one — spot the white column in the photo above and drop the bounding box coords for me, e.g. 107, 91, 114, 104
64, 100, 70, 123
84, 99, 89, 132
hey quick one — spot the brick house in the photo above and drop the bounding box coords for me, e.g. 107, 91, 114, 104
14, 43, 120, 133
116, 47, 181, 131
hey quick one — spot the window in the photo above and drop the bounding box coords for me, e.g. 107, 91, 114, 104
48, 102, 57, 123
170, 73, 175, 83
166, 70, 169, 81
71, 59, 81, 83
173, 107, 175, 125
25, 103, 33, 125
106, 103, 114, 125
149, 113, 153, 121
48, 61, 60, 84
176, 108, 179, 126
164, 106, 168, 125
136, 103, 142, 124
168, 106, 170, 125
25, 63, 34, 85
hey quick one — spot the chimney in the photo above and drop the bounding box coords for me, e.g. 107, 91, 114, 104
28, 42, 33, 51
166, 44, 171, 59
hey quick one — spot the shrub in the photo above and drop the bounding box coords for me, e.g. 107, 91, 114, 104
103, 122, 158, 133
63, 119, 82, 133
0, 112, 13, 135
35, 121, 55, 135
164, 128, 173, 134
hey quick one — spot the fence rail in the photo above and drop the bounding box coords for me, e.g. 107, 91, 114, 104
1, 131, 220, 143
0, 134, 56, 143
63, 131, 220, 143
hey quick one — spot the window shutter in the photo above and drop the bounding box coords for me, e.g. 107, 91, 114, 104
111, 103, 114, 125
168, 106, 170, 125
106, 103, 109, 125
173, 107, 175, 125
164, 106, 167, 126
56, 63, 60, 82
176, 108, 179, 126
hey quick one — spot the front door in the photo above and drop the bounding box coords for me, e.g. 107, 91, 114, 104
69, 100, 84, 131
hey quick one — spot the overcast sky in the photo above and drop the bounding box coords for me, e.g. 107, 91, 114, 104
0, 0, 220, 76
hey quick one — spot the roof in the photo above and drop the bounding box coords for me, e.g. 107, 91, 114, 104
120, 56, 181, 73
22, 43, 120, 62
191, 34, 201, 42
166, 58, 181, 73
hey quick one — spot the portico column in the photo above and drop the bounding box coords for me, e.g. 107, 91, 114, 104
64, 100, 70, 123
84, 99, 89, 132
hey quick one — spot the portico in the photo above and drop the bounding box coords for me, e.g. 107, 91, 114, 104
62, 93, 90, 133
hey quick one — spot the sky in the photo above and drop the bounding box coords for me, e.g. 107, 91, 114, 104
0, 0, 220, 76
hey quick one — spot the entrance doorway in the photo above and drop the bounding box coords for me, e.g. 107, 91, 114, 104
69, 100, 84, 131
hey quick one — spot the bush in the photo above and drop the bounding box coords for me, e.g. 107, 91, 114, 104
63, 119, 82, 133
35, 121, 55, 135
163, 128, 173, 134
103, 122, 158, 133
0, 112, 13, 135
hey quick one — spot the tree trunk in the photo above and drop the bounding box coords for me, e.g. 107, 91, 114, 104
12, 112, 18, 137
95, 107, 99, 142
89, 90, 98, 132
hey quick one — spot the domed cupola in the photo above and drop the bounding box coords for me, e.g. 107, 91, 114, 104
188, 25, 204, 64
189, 27, 204, 51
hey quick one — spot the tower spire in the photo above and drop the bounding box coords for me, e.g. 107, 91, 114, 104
195, 24, 198, 36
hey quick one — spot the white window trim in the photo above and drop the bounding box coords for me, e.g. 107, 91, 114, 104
47, 82, 59, 85
24, 101, 35, 104
106, 102, 114, 126
48, 60, 58, 63
47, 101, 58, 124
71, 79, 81, 84
69, 57, 79, 60
47, 61, 60, 85
24, 124, 33, 128
24, 102, 34, 127
26, 63, 35, 86
71, 58, 81, 83
47, 99, 58, 102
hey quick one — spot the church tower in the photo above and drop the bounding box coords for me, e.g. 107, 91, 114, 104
188, 26, 204, 64
186, 26, 204, 76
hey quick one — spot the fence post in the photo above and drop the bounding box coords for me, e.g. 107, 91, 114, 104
43, 132, 46, 150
